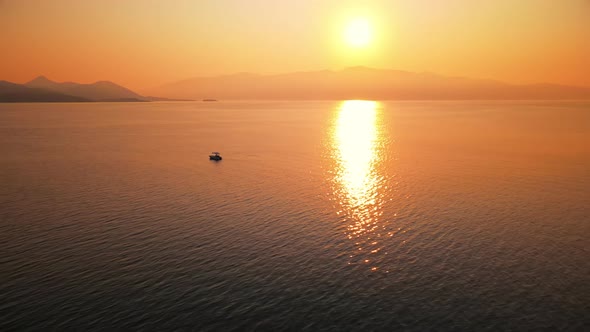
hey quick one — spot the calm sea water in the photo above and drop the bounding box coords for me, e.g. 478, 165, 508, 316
1, 101, 589, 331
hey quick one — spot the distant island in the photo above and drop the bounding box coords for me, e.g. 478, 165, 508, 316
144, 67, 590, 100
0, 76, 192, 103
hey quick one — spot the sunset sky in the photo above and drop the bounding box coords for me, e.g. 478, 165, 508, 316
1, 0, 589, 90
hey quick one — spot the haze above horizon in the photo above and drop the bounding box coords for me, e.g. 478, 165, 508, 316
1, 0, 589, 90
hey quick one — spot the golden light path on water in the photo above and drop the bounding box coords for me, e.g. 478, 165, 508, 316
331, 100, 390, 271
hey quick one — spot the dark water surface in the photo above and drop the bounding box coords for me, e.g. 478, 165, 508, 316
1, 101, 589, 330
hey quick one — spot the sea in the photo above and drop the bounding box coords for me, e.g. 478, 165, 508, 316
1, 100, 589, 331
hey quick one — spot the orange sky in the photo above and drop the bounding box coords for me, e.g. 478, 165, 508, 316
1, 0, 589, 90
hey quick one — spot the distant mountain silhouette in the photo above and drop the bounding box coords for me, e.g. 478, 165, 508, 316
145, 67, 590, 100
25, 76, 146, 101
0, 80, 90, 102
0, 76, 190, 103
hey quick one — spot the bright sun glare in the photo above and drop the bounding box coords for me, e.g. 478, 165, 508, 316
344, 18, 372, 47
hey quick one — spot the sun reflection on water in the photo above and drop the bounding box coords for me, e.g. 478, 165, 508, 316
331, 100, 389, 271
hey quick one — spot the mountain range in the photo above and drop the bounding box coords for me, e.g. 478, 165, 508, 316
144, 67, 590, 100
0, 76, 189, 103
2, 68, 589, 102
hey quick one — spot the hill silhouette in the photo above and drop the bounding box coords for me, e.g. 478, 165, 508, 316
1, 77, 191, 103
0, 80, 90, 102
25, 76, 146, 101
144, 67, 590, 100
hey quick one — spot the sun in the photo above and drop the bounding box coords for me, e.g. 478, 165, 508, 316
343, 18, 372, 47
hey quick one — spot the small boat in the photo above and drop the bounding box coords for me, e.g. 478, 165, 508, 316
209, 152, 222, 161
